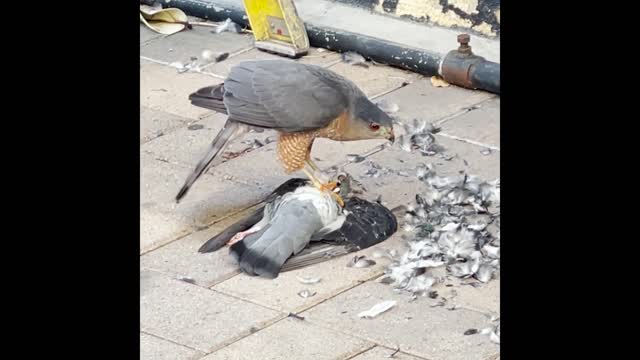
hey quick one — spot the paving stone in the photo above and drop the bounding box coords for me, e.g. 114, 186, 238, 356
140, 152, 269, 252
374, 80, 494, 124
140, 332, 203, 360
303, 281, 499, 360
140, 25, 164, 45
451, 278, 500, 315
212, 234, 405, 313
140, 113, 276, 174
140, 61, 222, 120
203, 47, 341, 77
201, 317, 374, 360
351, 346, 425, 360
140, 27, 254, 64
328, 62, 423, 97
140, 106, 192, 144
440, 97, 500, 148
141, 210, 258, 287
140, 270, 284, 353
141, 206, 194, 254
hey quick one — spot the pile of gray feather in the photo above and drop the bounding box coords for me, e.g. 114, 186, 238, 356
380, 162, 500, 295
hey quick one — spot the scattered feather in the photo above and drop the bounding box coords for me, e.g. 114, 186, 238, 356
347, 256, 376, 268
382, 164, 500, 295
342, 51, 369, 67
177, 276, 195, 284
201, 49, 229, 63
346, 154, 366, 163
396, 118, 443, 155
241, 139, 264, 149
297, 275, 321, 285
297, 289, 316, 298
358, 300, 397, 318
214, 18, 242, 33
464, 329, 478, 335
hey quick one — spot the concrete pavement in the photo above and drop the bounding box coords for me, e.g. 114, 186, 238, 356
140, 21, 499, 360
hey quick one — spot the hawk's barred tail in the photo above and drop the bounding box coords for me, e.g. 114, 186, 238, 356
175, 120, 242, 203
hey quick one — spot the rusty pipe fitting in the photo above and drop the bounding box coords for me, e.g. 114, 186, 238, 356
439, 34, 500, 94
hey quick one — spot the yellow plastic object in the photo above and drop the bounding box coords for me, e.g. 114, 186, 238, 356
242, 0, 310, 57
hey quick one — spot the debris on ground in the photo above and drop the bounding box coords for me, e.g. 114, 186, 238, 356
187, 124, 204, 130
376, 99, 400, 114
214, 18, 243, 34
177, 276, 195, 284
297, 289, 317, 298
430, 76, 451, 88
342, 51, 369, 67
358, 300, 397, 318
346, 154, 367, 164
362, 160, 393, 178
481, 320, 500, 344
346, 255, 376, 268
480, 148, 493, 156
297, 275, 321, 284
201, 49, 229, 63
396, 118, 445, 156
464, 328, 478, 335
379, 163, 500, 296
241, 139, 264, 149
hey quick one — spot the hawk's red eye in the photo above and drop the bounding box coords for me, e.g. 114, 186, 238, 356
369, 123, 380, 131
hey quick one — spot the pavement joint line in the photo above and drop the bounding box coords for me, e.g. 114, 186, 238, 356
140, 55, 171, 66
344, 345, 431, 360
201, 314, 290, 356
140, 149, 265, 189
369, 80, 417, 100
434, 95, 499, 126
142, 268, 288, 323
344, 344, 378, 360
208, 286, 288, 314
301, 315, 433, 360
140, 330, 203, 354
294, 271, 385, 314
140, 55, 226, 79
139, 199, 260, 256
141, 227, 195, 255
140, 35, 166, 47
297, 314, 394, 357
199, 45, 255, 72
435, 133, 500, 151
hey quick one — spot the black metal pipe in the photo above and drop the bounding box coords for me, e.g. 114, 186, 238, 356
159, 0, 498, 94
439, 34, 500, 94
470, 60, 499, 94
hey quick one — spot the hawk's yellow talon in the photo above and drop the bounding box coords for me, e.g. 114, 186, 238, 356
331, 192, 345, 207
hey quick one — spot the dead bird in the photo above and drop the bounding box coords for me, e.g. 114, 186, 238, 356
198, 178, 398, 278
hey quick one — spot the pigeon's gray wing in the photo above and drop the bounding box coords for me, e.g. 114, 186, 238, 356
229, 198, 327, 278
198, 178, 310, 253
223, 60, 351, 132
281, 197, 398, 272
280, 243, 354, 273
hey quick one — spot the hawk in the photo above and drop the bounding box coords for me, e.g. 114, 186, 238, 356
175, 60, 395, 206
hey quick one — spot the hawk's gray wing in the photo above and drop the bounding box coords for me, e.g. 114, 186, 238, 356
223, 60, 351, 132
